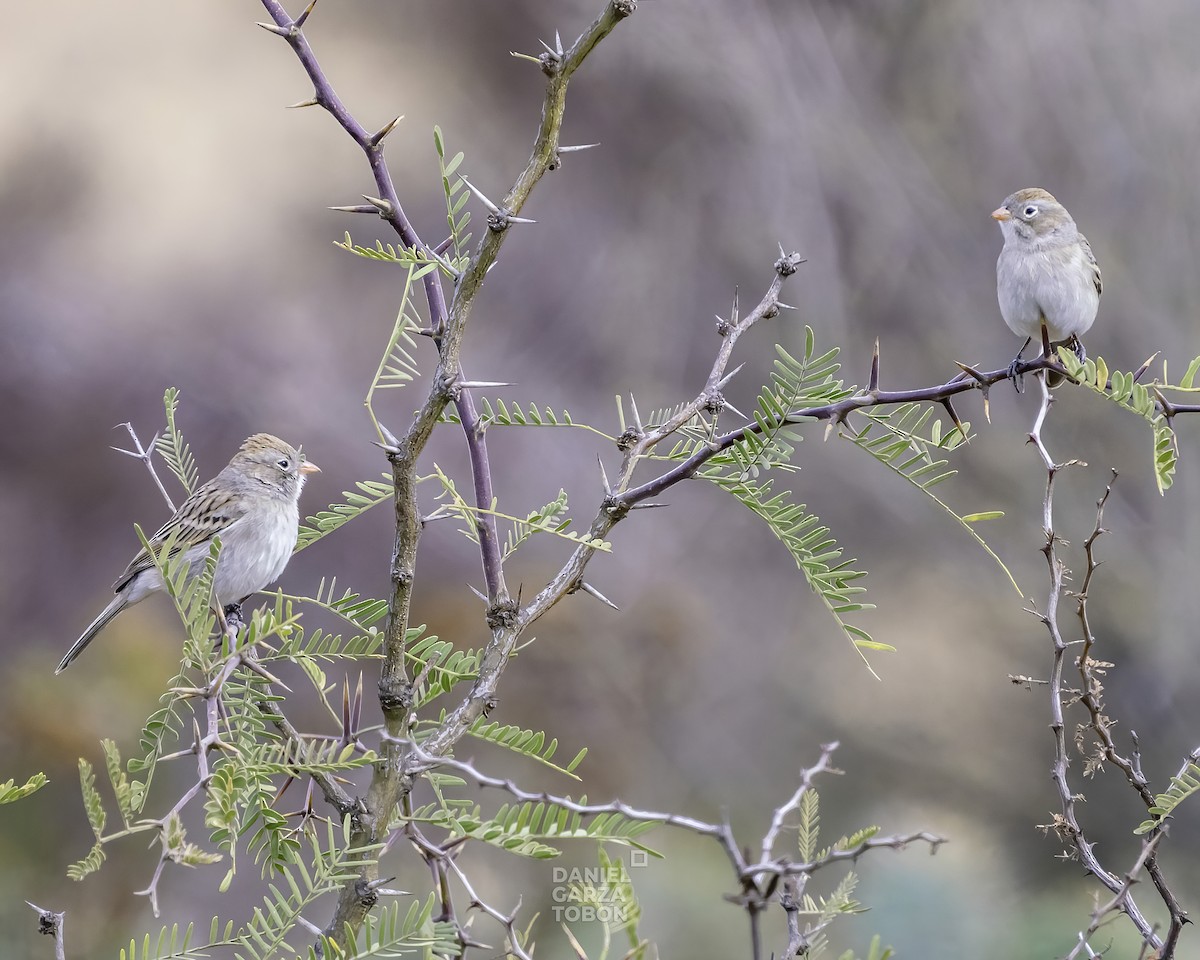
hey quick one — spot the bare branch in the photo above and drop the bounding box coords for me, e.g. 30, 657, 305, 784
1029, 373, 1168, 953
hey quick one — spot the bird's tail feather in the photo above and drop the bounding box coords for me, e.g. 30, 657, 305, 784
57, 594, 128, 674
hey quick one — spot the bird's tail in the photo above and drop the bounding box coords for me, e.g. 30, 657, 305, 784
56, 594, 128, 674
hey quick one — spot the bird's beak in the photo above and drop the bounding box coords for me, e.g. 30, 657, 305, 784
991, 207, 1011, 222
300, 460, 321, 475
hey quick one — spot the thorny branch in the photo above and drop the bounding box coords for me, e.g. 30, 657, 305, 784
1074, 473, 1189, 954
1027, 373, 1187, 957
401, 741, 943, 960
93, 0, 1195, 955
257, 0, 634, 948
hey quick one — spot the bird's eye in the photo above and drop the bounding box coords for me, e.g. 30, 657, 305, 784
277, 458, 291, 470
1023, 205, 1039, 218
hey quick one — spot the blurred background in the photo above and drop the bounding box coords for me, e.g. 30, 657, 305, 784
3, 0, 1199, 956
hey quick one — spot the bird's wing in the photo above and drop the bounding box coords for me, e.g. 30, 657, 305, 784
1079, 233, 1102, 298
113, 480, 249, 591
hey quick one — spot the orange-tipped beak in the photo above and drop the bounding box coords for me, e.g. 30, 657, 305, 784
300, 460, 321, 475
991, 207, 1011, 221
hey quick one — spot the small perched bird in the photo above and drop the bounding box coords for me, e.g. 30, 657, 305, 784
992, 187, 1102, 386
57, 434, 319, 674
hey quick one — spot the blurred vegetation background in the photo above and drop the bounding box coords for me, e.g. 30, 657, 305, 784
3, 1, 1199, 956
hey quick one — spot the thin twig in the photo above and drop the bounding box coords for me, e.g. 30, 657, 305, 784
113, 423, 176, 511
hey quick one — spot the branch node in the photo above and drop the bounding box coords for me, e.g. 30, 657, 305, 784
615, 428, 640, 452
485, 599, 519, 631
774, 252, 805, 277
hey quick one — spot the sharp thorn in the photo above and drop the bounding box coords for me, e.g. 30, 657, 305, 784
467, 583, 488, 604
362, 195, 394, 215
941, 398, 967, 439
111, 445, 143, 458
1132, 352, 1160, 384
294, 915, 323, 937
459, 176, 500, 213
369, 115, 404, 147
432, 234, 454, 256
455, 380, 515, 389
778, 241, 787, 259
629, 501, 670, 510
377, 421, 400, 449
506, 214, 537, 225
510, 50, 543, 65
723, 400, 747, 419
328, 204, 379, 214
558, 142, 600, 153
555, 29, 563, 55
597, 456, 612, 495
717, 362, 746, 389
293, 0, 319, 29
425, 246, 460, 277
256, 21, 291, 37
775, 300, 797, 311
983, 391, 992, 424
953, 361, 987, 385
241, 657, 291, 691
823, 420, 835, 441
539, 37, 558, 56
730, 286, 740, 325
287, 97, 321, 109
868, 338, 880, 392
629, 394, 644, 431
580, 581, 619, 611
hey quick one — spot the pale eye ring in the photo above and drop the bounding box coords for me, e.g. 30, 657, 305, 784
277, 457, 291, 470
1023, 204, 1039, 218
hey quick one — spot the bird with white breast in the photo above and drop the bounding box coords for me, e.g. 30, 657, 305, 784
58, 433, 319, 674
992, 187, 1102, 388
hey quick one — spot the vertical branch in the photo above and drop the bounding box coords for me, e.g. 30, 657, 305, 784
1027, 373, 1161, 951
255, 1, 634, 948
1074, 474, 1189, 955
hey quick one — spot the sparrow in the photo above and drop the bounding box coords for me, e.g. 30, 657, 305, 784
57, 433, 319, 673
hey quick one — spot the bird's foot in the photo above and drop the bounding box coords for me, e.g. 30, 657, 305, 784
1007, 357, 1025, 394
221, 603, 245, 642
